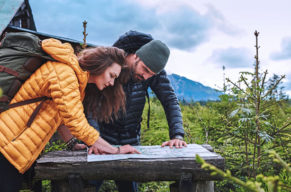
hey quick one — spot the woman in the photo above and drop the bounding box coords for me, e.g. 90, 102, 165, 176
0, 38, 139, 191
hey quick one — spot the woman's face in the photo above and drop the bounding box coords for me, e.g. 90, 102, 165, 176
88, 63, 121, 90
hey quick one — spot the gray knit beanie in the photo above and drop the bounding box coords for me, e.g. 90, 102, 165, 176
136, 40, 170, 74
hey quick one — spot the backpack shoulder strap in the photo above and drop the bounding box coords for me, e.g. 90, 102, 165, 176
145, 89, 150, 130
0, 96, 51, 127
0, 65, 19, 77
0, 96, 49, 112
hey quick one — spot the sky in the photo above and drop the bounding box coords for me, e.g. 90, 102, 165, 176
29, 0, 291, 96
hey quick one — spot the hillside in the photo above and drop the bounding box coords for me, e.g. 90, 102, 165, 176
167, 73, 222, 102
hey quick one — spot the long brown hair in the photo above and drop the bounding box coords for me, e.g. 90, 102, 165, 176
78, 47, 129, 123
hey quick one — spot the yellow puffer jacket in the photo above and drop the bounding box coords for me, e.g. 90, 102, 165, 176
0, 39, 99, 173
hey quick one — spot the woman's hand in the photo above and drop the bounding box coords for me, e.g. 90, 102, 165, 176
119, 144, 140, 154
88, 137, 116, 154
73, 143, 87, 150
88, 137, 140, 155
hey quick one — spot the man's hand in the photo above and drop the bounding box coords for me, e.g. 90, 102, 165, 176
161, 139, 187, 148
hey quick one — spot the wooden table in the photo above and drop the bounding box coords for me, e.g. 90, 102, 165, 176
35, 144, 224, 192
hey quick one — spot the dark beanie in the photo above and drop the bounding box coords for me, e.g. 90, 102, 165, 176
136, 40, 170, 74
113, 30, 153, 54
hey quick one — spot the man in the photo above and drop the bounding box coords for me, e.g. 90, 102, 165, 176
90, 31, 186, 191
59, 31, 186, 191
91, 31, 186, 146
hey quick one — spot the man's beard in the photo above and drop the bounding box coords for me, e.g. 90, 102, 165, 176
132, 73, 145, 82
131, 61, 145, 82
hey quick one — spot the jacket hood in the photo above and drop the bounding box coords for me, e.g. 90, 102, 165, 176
41, 38, 88, 91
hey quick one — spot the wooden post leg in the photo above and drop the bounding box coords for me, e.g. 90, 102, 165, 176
170, 182, 179, 192
170, 180, 214, 192
51, 174, 84, 192
170, 173, 194, 192
51, 180, 71, 192
194, 181, 214, 192
179, 173, 194, 192
67, 173, 84, 192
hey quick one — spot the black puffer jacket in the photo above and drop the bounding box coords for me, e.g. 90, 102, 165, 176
87, 31, 184, 145
88, 70, 184, 145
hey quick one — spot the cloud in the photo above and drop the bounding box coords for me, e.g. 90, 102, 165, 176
205, 4, 242, 36
210, 47, 254, 68
29, 0, 220, 50
30, 0, 158, 45
154, 6, 212, 50
271, 37, 291, 60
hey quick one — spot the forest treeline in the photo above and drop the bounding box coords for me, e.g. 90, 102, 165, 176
138, 32, 290, 192
138, 91, 290, 191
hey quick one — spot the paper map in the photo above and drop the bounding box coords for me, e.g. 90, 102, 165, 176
87, 144, 217, 162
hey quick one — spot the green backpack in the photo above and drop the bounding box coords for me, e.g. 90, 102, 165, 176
0, 32, 54, 126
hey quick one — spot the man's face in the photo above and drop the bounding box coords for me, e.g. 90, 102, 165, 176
126, 54, 156, 82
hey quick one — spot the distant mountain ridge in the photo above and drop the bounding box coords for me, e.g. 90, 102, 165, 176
166, 73, 222, 102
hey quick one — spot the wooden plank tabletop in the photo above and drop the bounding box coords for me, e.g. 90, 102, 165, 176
35, 144, 224, 182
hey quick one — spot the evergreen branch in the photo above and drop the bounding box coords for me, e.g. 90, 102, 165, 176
197, 151, 289, 192
269, 119, 291, 139
196, 155, 264, 192
82, 20, 88, 49
226, 78, 254, 99
261, 101, 279, 110
268, 150, 291, 173
241, 75, 252, 92
260, 70, 268, 91
279, 183, 291, 191
262, 75, 285, 98
228, 132, 255, 144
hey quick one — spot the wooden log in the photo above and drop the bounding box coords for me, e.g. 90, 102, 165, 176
35, 144, 224, 182
201, 144, 214, 152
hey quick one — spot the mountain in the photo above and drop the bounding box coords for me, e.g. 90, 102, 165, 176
166, 73, 222, 102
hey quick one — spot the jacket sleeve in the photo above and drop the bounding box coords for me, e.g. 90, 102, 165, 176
48, 62, 99, 146
148, 70, 184, 138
